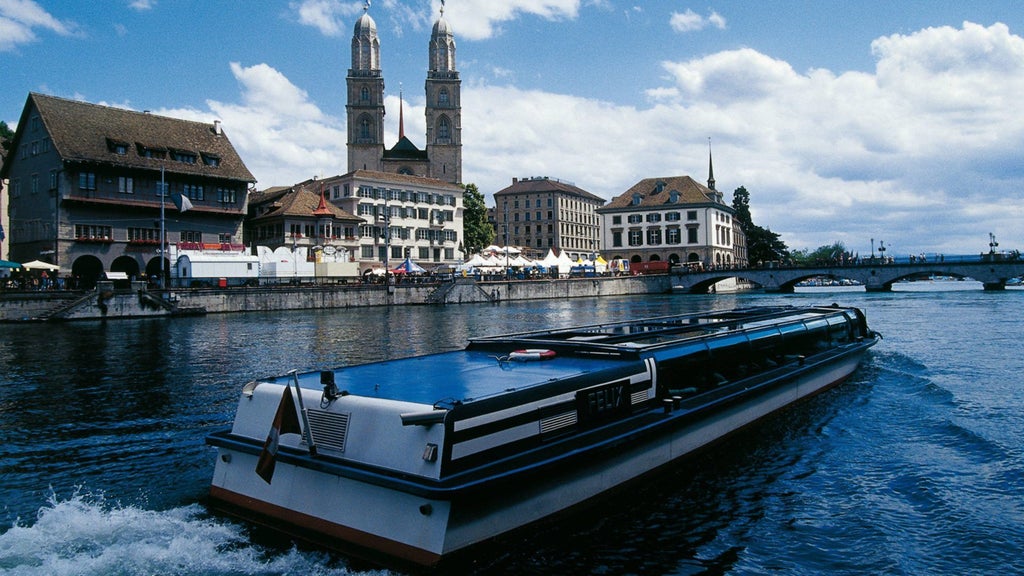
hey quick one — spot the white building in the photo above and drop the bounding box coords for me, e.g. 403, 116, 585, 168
597, 174, 746, 269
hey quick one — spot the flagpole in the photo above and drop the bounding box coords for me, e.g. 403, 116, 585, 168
289, 369, 317, 456
159, 165, 166, 290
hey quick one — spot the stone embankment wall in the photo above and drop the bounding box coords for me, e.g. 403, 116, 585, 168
0, 275, 672, 321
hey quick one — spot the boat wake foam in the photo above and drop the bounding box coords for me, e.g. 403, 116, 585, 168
0, 489, 388, 576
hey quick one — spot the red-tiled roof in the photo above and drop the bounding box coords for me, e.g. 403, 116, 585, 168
599, 175, 723, 211
250, 185, 362, 223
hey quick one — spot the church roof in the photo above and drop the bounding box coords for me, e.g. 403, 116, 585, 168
354, 10, 376, 36
599, 176, 725, 211
384, 136, 428, 160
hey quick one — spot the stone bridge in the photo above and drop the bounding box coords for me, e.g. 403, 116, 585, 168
671, 260, 1024, 293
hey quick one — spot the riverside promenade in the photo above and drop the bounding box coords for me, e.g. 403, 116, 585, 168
0, 274, 671, 322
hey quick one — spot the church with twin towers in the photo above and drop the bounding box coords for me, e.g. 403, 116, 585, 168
346, 1, 462, 185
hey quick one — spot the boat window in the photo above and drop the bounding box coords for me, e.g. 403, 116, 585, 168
827, 315, 852, 344
656, 347, 714, 396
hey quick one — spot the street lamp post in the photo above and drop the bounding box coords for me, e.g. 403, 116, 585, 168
878, 240, 886, 263
871, 238, 875, 260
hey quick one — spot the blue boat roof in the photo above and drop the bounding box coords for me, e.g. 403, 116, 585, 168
288, 349, 631, 406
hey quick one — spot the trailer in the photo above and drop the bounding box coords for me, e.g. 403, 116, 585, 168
171, 243, 260, 287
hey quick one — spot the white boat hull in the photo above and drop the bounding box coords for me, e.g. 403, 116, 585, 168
209, 348, 867, 565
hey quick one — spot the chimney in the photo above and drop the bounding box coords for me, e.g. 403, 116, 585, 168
213, 120, 222, 135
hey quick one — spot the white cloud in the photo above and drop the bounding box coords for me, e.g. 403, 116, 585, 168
290, 0, 360, 37
156, 62, 346, 187
163, 21, 1023, 255
128, 0, 156, 11
0, 0, 78, 51
669, 9, 726, 33
290, 0, 583, 41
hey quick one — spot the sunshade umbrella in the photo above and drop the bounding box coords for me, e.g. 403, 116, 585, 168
0, 260, 20, 269
21, 260, 60, 271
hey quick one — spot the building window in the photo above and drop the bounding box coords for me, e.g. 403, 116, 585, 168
183, 184, 204, 201
667, 228, 681, 244
687, 210, 698, 220
360, 86, 370, 103
612, 215, 622, 225
172, 150, 197, 164
419, 247, 430, 259
666, 212, 680, 222
218, 187, 236, 203
78, 172, 96, 191
75, 224, 113, 241
361, 245, 375, 258
180, 230, 202, 243
612, 231, 622, 247
437, 117, 450, 141
118, 176, 133, 194
628, 230, 643, 246
49, 170, 58, 191
128, 227, 160, 242
438, 88, 449, 105
627, 214, 642, 224
359, 117, 372, 140
688, 228, 699, 244
107, 139, 128, 155
138, 145, 167, 159
646, 213, 661, 223
647, 228, 662, 245
201, 153, 221, 167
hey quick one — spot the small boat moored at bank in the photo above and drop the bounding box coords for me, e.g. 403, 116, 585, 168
206, 305, 879, 567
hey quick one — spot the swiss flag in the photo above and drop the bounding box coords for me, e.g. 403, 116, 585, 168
255, 382, 302, 484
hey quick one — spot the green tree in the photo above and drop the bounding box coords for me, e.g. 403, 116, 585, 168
790, 241, 848, 266
461, 183, 494, 257
0, 121, 14, 153
731, 186, 789, 265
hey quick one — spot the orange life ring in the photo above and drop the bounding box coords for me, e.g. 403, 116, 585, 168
509, 349, 556, 361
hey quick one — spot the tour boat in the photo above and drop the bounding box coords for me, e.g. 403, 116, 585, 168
206, 305, 879, 567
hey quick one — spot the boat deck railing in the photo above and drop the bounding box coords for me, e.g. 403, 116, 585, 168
467, 306, 852, 355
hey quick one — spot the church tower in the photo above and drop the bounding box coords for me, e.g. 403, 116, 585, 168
346, 3, 385, 172
424, 1, 462, 184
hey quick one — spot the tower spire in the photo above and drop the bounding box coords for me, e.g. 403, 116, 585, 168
398, 85, 405, 140
707, 137, 716, 191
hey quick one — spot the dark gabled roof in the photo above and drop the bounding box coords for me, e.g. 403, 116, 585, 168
598, 175, 725, 211
10, 92, 255, 183
493, 176, 605, 203
383, 135, 428, 160
250, 185, 363, 223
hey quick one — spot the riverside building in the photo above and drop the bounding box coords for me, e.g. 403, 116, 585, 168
1, 93, 254, 286
492, 176, 604, 261
597, 160, 747, 269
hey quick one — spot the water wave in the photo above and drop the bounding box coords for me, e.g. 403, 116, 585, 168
0, 489, 389, 576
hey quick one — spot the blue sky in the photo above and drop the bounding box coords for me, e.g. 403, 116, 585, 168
4, 0, 1024, 257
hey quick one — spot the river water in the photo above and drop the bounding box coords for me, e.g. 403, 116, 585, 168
2, 284, 1023, 575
